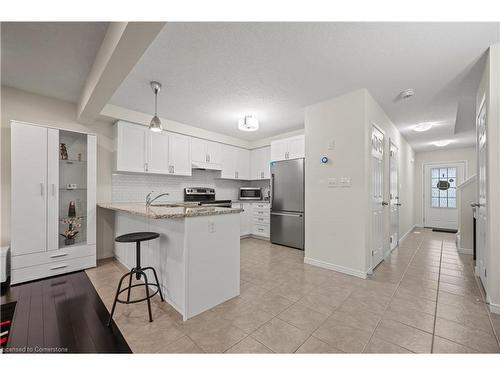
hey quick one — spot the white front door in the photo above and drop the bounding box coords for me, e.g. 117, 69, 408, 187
389, 141, 400, 251
371, 125, 385, 268
476, 97, 488, 287
424, 162, 465, 230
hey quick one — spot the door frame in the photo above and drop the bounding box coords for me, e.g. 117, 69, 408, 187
422, 160, 468, 228
370, 122, 386, 271
389, 139, 399, 252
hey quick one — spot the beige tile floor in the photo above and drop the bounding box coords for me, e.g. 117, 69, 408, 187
86, 228, 500, 353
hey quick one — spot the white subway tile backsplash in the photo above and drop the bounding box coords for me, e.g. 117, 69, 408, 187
112, 170, 245, 203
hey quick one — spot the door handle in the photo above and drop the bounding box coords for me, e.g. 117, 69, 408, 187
382, 201, 389, 206
471, 203, 480, 208
271, 212, 303, 218
270, 174, 275, 209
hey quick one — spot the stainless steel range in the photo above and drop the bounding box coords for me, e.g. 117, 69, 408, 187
184, 187, 232, 208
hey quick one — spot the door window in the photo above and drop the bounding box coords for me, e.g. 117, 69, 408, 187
431, 167, 457, 208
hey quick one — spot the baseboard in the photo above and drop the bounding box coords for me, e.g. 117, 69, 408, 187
399, 224, 417, 243
458, 247, 473, 255
304, 257, 367, 279
489, 302, 500, 315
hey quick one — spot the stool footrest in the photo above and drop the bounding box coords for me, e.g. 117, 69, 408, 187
115, 283, 161, 304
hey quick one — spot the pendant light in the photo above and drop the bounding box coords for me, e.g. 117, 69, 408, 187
149, 81, 162, 132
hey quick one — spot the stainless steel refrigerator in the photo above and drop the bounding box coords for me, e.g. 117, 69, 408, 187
270, 158, 304, 250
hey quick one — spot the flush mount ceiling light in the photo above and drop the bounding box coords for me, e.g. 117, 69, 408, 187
400, 88, 415, 100
413, 122, 433, 132
433, 140, 452, 147
149, 81, 162, 132
238, 115, 259, 132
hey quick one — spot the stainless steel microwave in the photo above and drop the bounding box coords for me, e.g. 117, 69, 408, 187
239, 187, 262, 200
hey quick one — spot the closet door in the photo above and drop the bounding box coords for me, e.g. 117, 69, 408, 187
11, 122, 48, 255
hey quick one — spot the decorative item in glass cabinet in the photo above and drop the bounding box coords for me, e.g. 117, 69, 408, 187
60, 217, 82, 246
68, 201, 76, 217
60, 143, 68, 160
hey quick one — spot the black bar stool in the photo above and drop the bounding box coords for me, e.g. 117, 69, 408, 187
107, 232, 164, 327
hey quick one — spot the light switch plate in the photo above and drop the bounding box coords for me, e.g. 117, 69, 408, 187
328, 140, 335, 150
340, 177, 352, 187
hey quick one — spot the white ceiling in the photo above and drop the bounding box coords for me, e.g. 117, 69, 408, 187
110, 22, 499, 150
1, 22, 108, 103
2, 23, 498, 151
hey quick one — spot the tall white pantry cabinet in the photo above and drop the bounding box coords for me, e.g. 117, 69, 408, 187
10, 121, 97, 284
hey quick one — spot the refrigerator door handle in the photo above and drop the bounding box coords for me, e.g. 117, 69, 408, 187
271, 212, 303, 218
270, 173, 275, 209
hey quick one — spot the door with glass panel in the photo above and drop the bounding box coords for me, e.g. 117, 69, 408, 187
423, 162, 465, 230
371, 125, 385, 268
389, 141, 400, 250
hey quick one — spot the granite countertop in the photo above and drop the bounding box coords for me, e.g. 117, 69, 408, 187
98, 202, 243, 219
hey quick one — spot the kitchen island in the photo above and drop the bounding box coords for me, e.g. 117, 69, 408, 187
98, 202, 242, 320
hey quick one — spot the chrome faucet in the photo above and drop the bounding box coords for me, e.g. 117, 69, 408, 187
146, 191, 170, 207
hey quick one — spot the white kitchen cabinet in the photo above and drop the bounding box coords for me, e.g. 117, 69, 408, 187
220, 145, 250, 180
251, 202, 270, 238
270, 135, 305, 162
250, 146, 271, 180
190, 138, 222, 169
168, 133, 192, 176
115, 121, 148, 173
115, 121, 192, 176
10, 121, 97, 284
148, 130, 170, 174
232, 203, 252, 236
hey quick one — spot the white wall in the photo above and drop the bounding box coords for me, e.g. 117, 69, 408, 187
457, 176, 476, 252
1, 86, 115, 259
304, 89, 415, 277
414, 147, 476, 227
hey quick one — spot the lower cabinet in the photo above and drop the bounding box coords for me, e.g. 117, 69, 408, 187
233, 202, 270, 239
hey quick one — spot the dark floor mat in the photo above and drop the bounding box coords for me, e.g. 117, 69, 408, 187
1, 301, 16, 348
432, 228, 458, 233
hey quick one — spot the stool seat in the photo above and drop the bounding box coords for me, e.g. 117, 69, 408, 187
115, 232, 159, 243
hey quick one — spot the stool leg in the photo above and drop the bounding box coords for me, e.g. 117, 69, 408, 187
143, 266, 164, 302
126, 267, 135, 303
107, 272, 130, 327
139, 270, 153, 322
135, 241, 141, 280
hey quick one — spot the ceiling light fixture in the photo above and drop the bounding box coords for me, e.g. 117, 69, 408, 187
433, 140, 452, 147
238, 115, 259, 132
400, 88, 415, 100
413, 122, 433, 132
149, 81, 162, 132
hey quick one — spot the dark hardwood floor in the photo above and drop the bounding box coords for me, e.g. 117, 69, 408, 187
1, 271, 131, 353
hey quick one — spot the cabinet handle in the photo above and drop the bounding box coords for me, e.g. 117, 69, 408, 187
144, 163, 148, 172
50, 264, 67, 270
50, 253, 68, 258
172, 165, 175, 174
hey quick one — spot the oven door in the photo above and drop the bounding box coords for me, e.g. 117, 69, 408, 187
239, 188, 262, 200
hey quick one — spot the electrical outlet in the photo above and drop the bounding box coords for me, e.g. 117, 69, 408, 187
328, 178, 337, 188
208, 221, 215, 233
340, 177, 352, 187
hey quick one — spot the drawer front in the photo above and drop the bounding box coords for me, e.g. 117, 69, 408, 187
11, 255, 96, 285
253, 209, 270, 218
252, 223, 270, 238
252, 203, 270, 210
253, 216, 270, 225
12, 244, 96, 270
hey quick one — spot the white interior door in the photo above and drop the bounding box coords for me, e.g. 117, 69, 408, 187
476, 98, 488, 287
424, 162, 464, 230
371, 125, 385, 268
389, 141, 400, 251
11, 122, 48, 255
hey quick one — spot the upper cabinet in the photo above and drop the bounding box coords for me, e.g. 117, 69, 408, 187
220, 145, 250, 180
114, 121, 191, 176
270, 135, 305, 162
190, 138, 222, 170
250, 146, 271, 180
